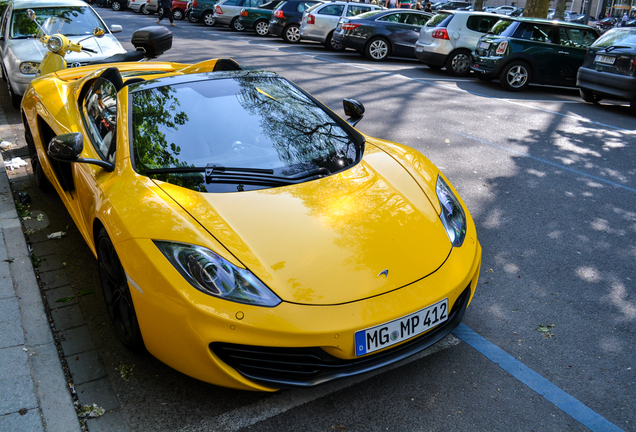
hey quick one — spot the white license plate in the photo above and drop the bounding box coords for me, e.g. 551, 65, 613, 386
354, 298, 448, 356
595, 54, 616, 65
479, 41, 490, 49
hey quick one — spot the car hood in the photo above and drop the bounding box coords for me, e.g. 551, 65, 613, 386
7, 35, 125, 63
155, 142, 451, 306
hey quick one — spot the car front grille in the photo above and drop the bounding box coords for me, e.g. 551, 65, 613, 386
210, 285, 471, 388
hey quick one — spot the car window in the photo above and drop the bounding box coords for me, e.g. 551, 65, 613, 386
305, 2, 322, 13
223, 0, 241, 6
296, 1, 319, 13
0, 4, 10, 38
274, 1, 286, 12
319, 4, 344, 16
406, 13, 427, 26
558, 27, 598, 48
10, 6, 106, 38
377, 12, 401, 23
517, 23, 557, 43
425, 12, 452, 27
83, 78, 118, 163
466, 15, 499, 33
346, 5, 373, 17
130, 76, 359, 193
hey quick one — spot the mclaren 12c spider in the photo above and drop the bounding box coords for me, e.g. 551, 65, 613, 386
21, 58, 482, 391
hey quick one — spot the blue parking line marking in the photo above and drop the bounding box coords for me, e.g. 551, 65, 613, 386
452, 324, 624, 432
454, 132, 636, 194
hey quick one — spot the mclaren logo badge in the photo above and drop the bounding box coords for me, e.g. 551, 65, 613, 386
377, 269, 388, 278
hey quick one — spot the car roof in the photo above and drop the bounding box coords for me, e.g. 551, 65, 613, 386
10, 0, 89, 8
509, 16, 596, 29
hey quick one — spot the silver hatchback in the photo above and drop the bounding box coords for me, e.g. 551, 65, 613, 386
0, 0, 126, 108
300, 1, 383, 50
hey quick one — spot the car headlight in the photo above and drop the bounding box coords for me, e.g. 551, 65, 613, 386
19, 62, 40, 74
47, 35, 64, 53
436, 175, 466, 247
154, 241, 281, 307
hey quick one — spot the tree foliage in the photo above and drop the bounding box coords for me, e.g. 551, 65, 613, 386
523, 0, 551, 18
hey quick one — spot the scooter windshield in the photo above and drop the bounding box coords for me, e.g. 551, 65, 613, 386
11, 6, 106, 39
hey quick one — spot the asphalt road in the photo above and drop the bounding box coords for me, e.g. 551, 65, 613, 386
4, 6, 636, 431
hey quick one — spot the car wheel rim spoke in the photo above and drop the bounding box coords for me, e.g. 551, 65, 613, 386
371, 42, 386, 59
287, 27, 299, 41
508, 66, 527, 87
257, 22, 268, 35
453, 54, 468, 73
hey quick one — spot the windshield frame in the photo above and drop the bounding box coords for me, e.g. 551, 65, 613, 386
126, 72, 366, 192
10, 5, 107, 39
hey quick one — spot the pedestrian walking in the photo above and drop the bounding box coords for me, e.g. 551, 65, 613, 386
424, 1, 432, 12
399, 0, 411, 8
621, 12, 628, 26
157, 0, 176, 26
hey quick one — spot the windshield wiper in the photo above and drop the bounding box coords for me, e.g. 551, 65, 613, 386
144, 164, 331, 186
604, 45, 630, 52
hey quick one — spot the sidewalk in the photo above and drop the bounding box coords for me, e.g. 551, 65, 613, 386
0, 111, 81, 430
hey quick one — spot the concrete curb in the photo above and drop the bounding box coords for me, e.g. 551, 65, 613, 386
0, 153, 81, 432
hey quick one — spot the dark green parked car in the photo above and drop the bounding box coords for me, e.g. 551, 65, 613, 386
470, 18, 599, 91
238, 0, 283, 35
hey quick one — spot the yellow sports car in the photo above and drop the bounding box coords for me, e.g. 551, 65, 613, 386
21, 58, 481, 391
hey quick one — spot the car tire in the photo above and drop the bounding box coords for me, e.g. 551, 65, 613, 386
325, 31, 345, 51
203, 11, 216, 26
111, 0, 122, 11
254, 19, 269, 36
141, 4, 150, 14
231, 17, 245, 31
365, 37, 390, 61
445, 49, 471, 77
172, 8, 184, 19
499, 61, 531, 91
282, 24, 301, 43
97, 228, 146, 353
6, 74, 21, 109
24, 119, 53, 192
579, 88, 603, 104
188, 11, 199, 22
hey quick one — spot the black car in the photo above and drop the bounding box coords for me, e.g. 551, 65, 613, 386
333, 10, 433, 61
268, 0, 321, 42
470, 18, 599, 91
433, 1, 470, 10
576, 27, 636, 115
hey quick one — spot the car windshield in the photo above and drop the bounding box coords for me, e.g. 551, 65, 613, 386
11, 6, 106, 38
425, 12, 452, 27
355, 10, 383, 19
592, 28, 636, 47
130, 74, 360, 193
489, 18, 514, 35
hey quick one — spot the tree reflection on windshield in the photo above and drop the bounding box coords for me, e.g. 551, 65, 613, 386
131, 73, 359, 193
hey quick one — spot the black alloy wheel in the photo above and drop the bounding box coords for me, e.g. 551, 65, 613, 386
282, 24, 301, 43
445, 49, 471, 77
254, 19, 269, 36
24, 120, 53, 192
97, 228, 145, 353
231, 17, 245, 31
499, 61, 531, 91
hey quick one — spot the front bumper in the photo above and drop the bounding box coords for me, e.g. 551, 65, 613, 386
119, 233, 482, 391
577, 67, 636, 101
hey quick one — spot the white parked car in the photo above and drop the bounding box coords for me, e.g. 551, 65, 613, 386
0, 0, 126, 107
128, 0, 159, 14
414, 10, 508, 76
300, 1, 383, 51
492, 5, 516, 15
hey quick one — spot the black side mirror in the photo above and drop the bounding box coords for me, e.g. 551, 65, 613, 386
343, 98, 365, 127
48, 133, 115, 172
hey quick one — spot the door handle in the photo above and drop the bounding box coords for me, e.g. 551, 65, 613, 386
557, 51, 570, 54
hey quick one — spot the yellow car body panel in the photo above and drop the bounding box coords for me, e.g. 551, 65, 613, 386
21, 59, 482, 390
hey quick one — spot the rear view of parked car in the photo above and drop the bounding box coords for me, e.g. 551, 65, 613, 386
269, 0, 321, 43
238, 0, 282, 35
415, 11, 507, 76
188, 0, 221, 25
300, 1, 384, 51
215, 0, 268, 31
576, 27, 636, 115
470, 17, 599, 91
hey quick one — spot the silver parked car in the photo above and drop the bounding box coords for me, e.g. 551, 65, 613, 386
300, 1, 383, 50
214, 0, 268, 31
414, 10, 507, 76
0, 0, 126, 107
